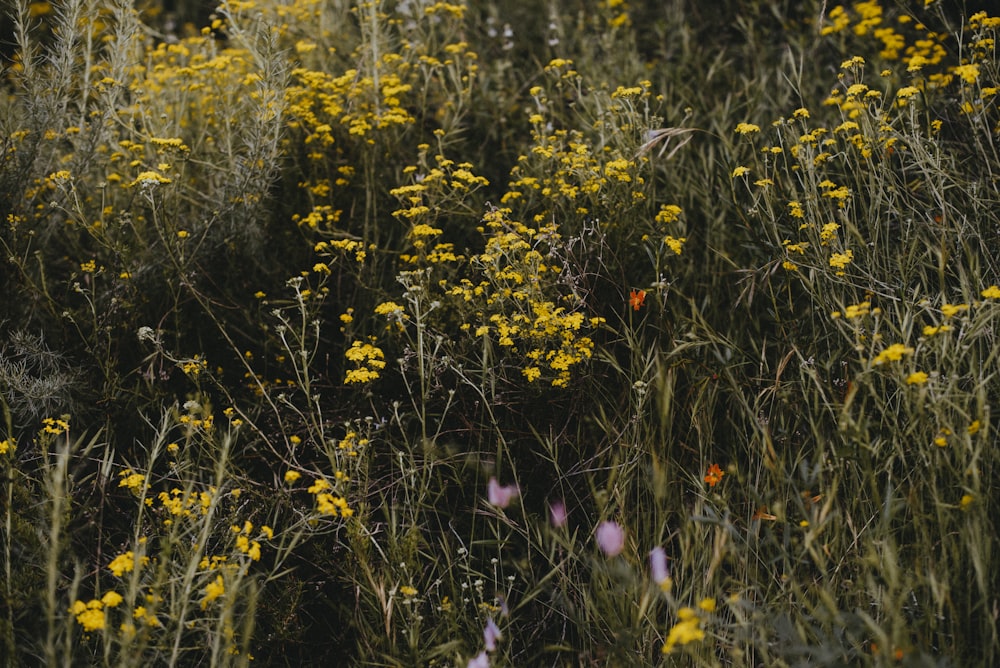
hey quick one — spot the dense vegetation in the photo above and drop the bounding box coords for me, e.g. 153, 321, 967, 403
2, 0, 1000, 665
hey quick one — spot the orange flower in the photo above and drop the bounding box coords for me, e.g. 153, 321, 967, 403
704, 463, 724, 487
629, 289, 646, 311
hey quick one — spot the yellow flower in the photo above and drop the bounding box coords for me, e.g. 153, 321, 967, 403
981, 285, 1000, 299
734, 122, 761, 135
0, 439, 14, 455
731, 165, 750, 178
374, 301, 407, 318
201, 575, 225, 609
101, 591, 123, 607
941, 303, 969, 318
922, 324, 951, 336
118, 470, 146, 494
905, 371, 929, 385
953, 63, 980, 84
664, 235, 686, 255
661, 607, 705, 654
109, 552, 136, 577
655, 204, 683, 225
73, 603, 106, 632
829, 250, 853, 271
284, 470, 302, 484
873, 343, 914, 365
399, 586, 418, 597
130, 171, 171, 188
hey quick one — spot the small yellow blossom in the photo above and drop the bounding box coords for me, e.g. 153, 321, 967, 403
118, 470, 146, 494
941, 303, 969, 318
109, 552, 136, 577
101, 591, 123, 607
731, 166, 750, 178
829, 250, 854, 273
284, 470, 302, 484
734, 122, 761, 135
922, 324, 951, 336
662, 607, 705, 654
129, 171, 171, 188
71, 601, 105, 632
905, 371, 929, 385
201, 575, 225, 609
873, 343, 914, 365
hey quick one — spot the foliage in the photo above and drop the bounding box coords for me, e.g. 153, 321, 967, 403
2, 0, 999, 665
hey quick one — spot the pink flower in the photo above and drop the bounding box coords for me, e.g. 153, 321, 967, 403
650, 546, 669, 585
484, 618, 501, 651
487, 477, 518, 508
595, 520, 626, 557
549, 500, 567, 527
467, 651, 489, 668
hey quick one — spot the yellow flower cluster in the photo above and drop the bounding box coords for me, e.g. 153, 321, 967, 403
201, 574, 225, 609
180, 356, 208, 378
108, 550, 148, 577
231, 520, 271, 562
150, 486, 217, 526
502, 121, 647, 220
307, 478, 353, 517
344, 340, 386, 384
872, 343, 914, 366
662, 598, 715, 654
831, 300, 879, 319
41, 416, 70, 435
285, 53, 415, 146
70, 592, 125, 632
391, 151, 489, 223
118, 470, 146, 495
442, 209, 605, 387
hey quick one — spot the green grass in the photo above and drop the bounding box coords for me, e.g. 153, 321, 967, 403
1, 0, 999, 665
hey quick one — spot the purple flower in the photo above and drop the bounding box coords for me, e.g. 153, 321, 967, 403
549, 500, 567, 528
484, 618, 501, 651
487, 477, 518, 508
467, 651, 489, 668
595, 520, 626, 557
650, 546, 669, 585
